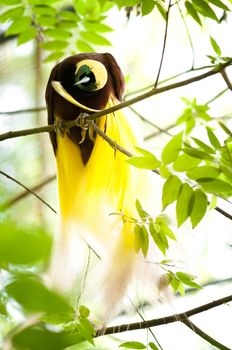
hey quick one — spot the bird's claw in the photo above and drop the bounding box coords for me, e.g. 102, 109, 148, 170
54, 118, 66, 136
76, 113, 90, 144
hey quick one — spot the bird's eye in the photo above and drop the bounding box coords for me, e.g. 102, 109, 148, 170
74, 59, 108, 92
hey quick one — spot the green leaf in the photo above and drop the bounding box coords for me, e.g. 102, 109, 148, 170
59, 21, 77, 29
160, 222, 176, 241
210, 36, 221, 56
12, 327, 73, 350
0, 300, 7, 316
120, 341, 146, 349
1, 0, 21, 4
206, 126, 221, 149
17, 27, 37, 45
149, 342, 159, 350
185, 1, 202, 25
5, 16, 31, 35
76, 39, 94, 52
182, 148, 214, 160
155, 1, 167, 20
208, 0, 229, 11
116, 0, 140, 9
192, 0, 218, 21
218, 121, 232, 137
187, 166, 221, 180
6, 276, 73, 314
59, 10, 80, 22
0, 6, 24, 22
127, 154, 160, 170
134, 224, 142, 253
191, 137, 215, 154
80, 31, 111, 46
36, 15, 57, 26
176, 272, 201, 289
33, 5, 56, 16
159, 164, 171, 179
141, 0, 155, 16
173, 154, 201, 171
149, 223, 166, 255
190, 189, 208, 228
162, 175, 182, 209
43, 52, 65, 62
176, 183, 194, 227
135, 199, 149, 220
161, 132, 183, 164
0, 222, 51, 265
79, 305, 90, 318
84, 21, 113, 32
197, 178, 232, 193
41, 40, 68, 51
45, 28, 72, 39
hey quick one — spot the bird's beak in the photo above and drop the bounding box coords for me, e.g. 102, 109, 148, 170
74, 76, 90, 86
51, 81, 100, 113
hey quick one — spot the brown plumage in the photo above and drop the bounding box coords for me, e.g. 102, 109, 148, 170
46, 53, 125, 164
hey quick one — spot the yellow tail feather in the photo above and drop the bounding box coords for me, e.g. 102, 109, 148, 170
53, 96, 160, 319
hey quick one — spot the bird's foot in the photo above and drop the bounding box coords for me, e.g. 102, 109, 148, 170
76, 113, 90, 144
54, 118, 66, 136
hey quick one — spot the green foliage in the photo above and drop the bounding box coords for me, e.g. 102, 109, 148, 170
127, 147, 161, 169
0, 221, 51, 266
167, 270, 201, 295
120, 341, 146, 349
185, 0, 230, 25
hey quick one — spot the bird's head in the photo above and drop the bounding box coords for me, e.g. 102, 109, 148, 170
46, 53, 125, 114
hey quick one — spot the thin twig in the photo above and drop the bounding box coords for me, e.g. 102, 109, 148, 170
2, 175, 56, 209
0, 107, 46, 115
221, 69, 232, 91
1, 59, 232, 142
0, 170, 56, 214
182, 318, 231, 350
95, 294, 232, 336
154, 0, 172, 87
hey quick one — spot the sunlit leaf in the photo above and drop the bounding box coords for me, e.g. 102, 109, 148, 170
59, 10, 80, 22
182, 148, 214, 160
0, 6, 24, 22
135, 199, 149, 220
173, 154, 201, 171
176, 271, 201, 289
1, 0, 21, 4
190, 189, 208, 228
45, 28, 72, 39
33, 5, 56, 16
162, 175, 182, 209
41, 40, 68, 51
210, 36, 221, 56
141, 0, 155, 16
192, 0, 218, 21
208, 0, 229, 11
206, 126, 221, 149
191, 137, 215, 154
161, 132, 183, 164
83, 21, 113, 32
185, 1, 202, 25
5, 16, 31, 35
127, 153, 160, 170
176, 183, 194, 227
36, 15, 57, 26
6, 276, 73, 314
43, 52, 65, 62
197, 178, 232, 193
187, 166, 221, 180
120, 341, 146, 349
80, 31, 111, 46
149, 342, 159, 350
0, 222, 51, 265
17, 27, 37, 45
76, 39, 94, 52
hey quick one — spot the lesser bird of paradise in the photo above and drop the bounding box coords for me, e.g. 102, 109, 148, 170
45, 53, 165, 318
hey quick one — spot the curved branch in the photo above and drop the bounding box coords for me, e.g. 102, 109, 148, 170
95, 294, 232, 336
1, 59, 232, 142
0, 170, 56, 214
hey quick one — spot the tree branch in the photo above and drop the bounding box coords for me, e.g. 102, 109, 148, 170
1, 59, 232, 142
154, 0, 172, 87
0, 170, 56, 214
182, 318, 230, 350
2, 175, 56, 209
95, 294, 232, 336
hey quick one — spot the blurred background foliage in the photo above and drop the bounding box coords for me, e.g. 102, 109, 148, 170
1, 0, 232, 349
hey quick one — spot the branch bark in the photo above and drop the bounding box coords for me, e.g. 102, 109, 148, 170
95, 294, 232, 336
